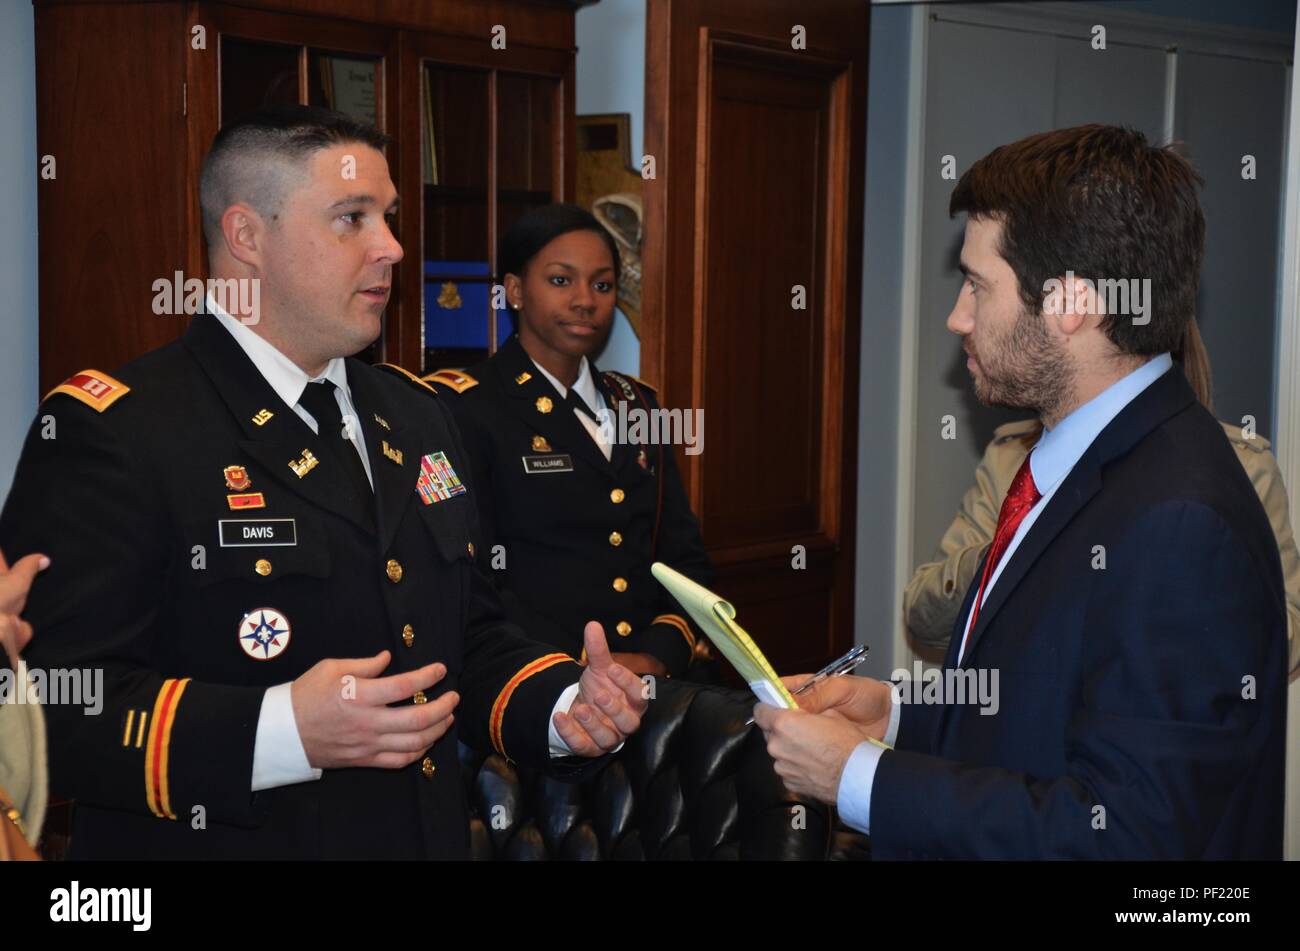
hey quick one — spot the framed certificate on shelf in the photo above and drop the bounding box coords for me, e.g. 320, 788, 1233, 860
317, 55, 379, 128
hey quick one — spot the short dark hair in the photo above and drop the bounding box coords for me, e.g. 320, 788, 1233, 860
199, 104, 389, 252
499, 203, 622, 333
949, 124, 1205, 357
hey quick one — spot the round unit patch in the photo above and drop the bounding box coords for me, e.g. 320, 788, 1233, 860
238, 608, 291, 661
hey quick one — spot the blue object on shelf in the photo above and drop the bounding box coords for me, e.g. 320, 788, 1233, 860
425, 260, 492, 349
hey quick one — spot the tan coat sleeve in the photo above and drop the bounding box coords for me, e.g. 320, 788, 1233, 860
1224, 426, 1300, 675
903, 424, 1035, 650
0, 678, 47, 846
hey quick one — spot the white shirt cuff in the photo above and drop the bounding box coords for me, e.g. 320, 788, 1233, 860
836, 740, 886, 835
883, 681, 902, 747
547, 681, 625, 758
251, 683, 323, 791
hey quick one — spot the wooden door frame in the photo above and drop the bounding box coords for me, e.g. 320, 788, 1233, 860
641, 0, 870, 663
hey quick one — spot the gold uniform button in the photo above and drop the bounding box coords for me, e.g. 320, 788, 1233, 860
610, 488, 625, 504
402, 624, 415, 648
613, 577, 628, 593
616, 621, 632, 637
413, 690, 427, 705
254, 559, 272, 577
608, 531, 623, 547
386, 559, 403, 583
421, 757, 435, 779
466, 542, 475, 558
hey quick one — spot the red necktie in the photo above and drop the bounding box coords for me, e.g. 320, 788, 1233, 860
961, 453, 1041, 659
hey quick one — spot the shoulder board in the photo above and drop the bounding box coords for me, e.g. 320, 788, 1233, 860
1219, 420, 1270, 453
43, 369, 131, 412
377, 363, 438, 397
604, 370, 657, 394
991, 417, 1042, 445
423, 369, 479, 394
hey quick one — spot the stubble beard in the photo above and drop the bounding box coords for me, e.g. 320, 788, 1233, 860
972, 304, 1074, 423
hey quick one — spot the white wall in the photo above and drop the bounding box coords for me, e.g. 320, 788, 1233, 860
575, 0, 644, 377
0, 1, 39, 505
856, 4, 913, 678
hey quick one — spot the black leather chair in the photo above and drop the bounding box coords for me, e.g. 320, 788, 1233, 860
461, 679, 867, 860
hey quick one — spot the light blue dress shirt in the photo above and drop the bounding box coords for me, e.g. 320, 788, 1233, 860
836, 352, 1173, 834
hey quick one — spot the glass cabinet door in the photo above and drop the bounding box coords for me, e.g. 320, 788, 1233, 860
220, 38, 300, 124
421, 65, 562, 371
422, 65, 492, 370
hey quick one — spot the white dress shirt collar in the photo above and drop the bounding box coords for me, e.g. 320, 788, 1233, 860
1027, 352, 1174, 497
205, 294, 353, 409
529, 354, 603, 416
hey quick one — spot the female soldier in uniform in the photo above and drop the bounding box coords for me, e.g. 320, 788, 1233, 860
426, 204, 713, 678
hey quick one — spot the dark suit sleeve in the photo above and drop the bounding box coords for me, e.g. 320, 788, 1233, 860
622, 392, 715, 677
0, 399, 266, 828
869, 501, 1284, 859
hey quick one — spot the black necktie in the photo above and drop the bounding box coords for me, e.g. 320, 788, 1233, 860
566, 387, 599, 424
298, 380, 373, 503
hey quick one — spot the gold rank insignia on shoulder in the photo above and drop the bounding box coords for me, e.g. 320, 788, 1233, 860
289, 449, 319, 478
373, 413, 391, 431
45, 369, 131, 412
535, 396, 553, 414
515, 372, 532, 385
223, 465, 251, 491
252, 408, 274, 426
382, 440, 403, 465
531, 435, 552, 452
379, 363, 439, 397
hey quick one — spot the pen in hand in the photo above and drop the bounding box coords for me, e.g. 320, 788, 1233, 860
745, 644, 869, 726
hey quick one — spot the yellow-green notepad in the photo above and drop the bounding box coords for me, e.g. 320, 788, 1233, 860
651, 562, 798, 709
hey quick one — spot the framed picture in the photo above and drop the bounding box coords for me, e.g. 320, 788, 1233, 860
317, 55, 379, 128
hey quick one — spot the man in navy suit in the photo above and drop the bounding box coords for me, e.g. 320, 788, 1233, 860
754, 124, 1287, 859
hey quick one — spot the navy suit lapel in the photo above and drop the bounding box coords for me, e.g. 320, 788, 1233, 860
956, 367, 1195, 670
932, 368, 1195, 750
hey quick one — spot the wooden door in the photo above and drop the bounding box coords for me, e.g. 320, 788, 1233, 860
642, 0, 869, 675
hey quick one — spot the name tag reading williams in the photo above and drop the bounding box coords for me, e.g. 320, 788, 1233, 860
521, 454, 575, 474
219, 518, 298, 547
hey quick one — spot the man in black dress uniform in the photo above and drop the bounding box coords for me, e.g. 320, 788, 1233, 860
0, 105, 646, 859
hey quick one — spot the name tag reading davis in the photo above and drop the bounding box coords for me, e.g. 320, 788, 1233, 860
522, 454, 575, 474
219, 518, 298, 547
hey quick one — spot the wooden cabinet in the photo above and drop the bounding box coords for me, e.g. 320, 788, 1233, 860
34, 0, 592, 393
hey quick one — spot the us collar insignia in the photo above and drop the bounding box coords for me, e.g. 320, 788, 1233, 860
289, 449, 319, 479
252, 409, 274, 426
515, 372, 532, 385
373, 413, 391, 431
